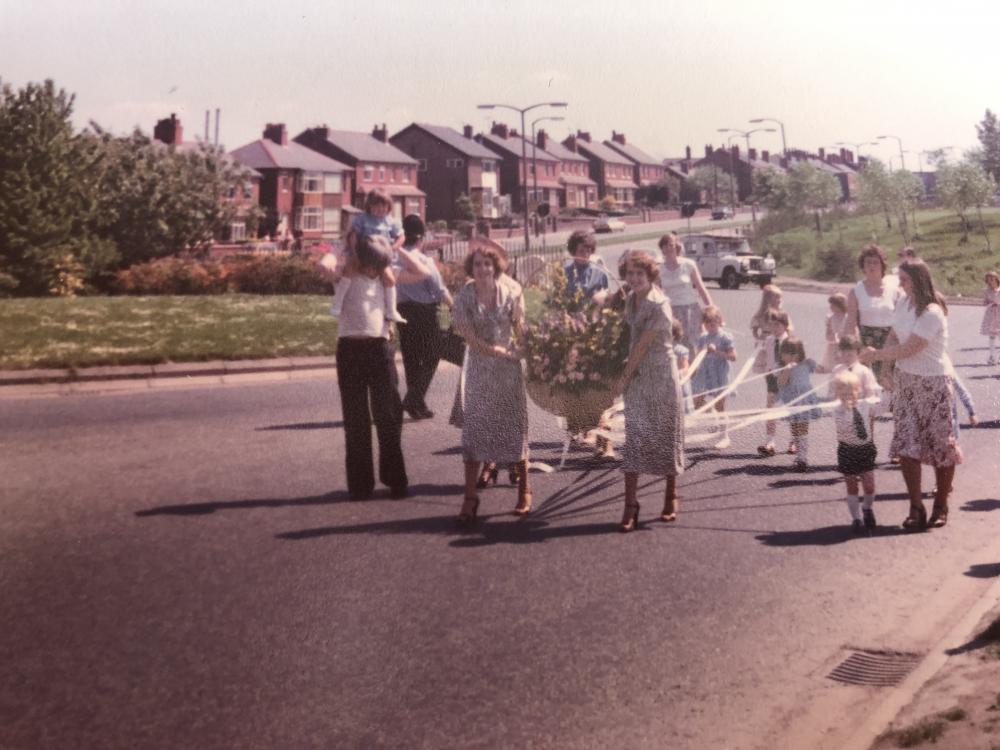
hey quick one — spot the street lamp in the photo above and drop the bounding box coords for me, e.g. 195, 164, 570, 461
835, 140, 877, 164
877, 134, 906, 171
749, 117, 787, 157
718, 127, 776, 204
530, 115, 565, 220
477, 101, 568, 254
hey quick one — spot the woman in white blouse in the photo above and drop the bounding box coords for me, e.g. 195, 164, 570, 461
861, 260, 960, 531
846, 244, 902, 387
658, 232, 713, 350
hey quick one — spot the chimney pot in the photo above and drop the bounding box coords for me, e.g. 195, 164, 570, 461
153, 113, 184, 145
263, 123, 288, 146
612, 131, 626, 145
463, 124, 473, 139
748, 148, 757, 161
762, 150, 770, 162
818, 147, 826, 160
372, 123, 388, 143
577, 130, 591, 143
537, 129, 548, 149
685, 145, 692, 161
705, 145, 712, 157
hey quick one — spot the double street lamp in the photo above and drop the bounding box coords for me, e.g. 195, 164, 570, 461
749, 117, 787, 157
477, 101, 568, 253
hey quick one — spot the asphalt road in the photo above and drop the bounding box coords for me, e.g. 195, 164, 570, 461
3, 287, 1000, 750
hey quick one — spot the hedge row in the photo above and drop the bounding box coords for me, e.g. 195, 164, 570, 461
114, 255, 335, 295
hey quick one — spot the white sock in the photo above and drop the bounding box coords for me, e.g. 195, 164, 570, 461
330, 277, 352, 315
862, 493, 875, 510
385, 284, 406, 323
846, 495, 862, 521
796, 435, 809, 463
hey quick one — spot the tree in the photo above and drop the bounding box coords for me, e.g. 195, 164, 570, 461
453, 193, 475, 222
975, 109, 1000, 184
751, 168, 789, 211
856, 160, 895, 231
889, 170, 924, 243
937, 161, 997, 249
687, 165, 727, 206
784, 163, 840, 235
0, 79, 114, 295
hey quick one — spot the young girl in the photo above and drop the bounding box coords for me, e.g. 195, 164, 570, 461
755, 309, 792, 457
981, 271, 1000, 365
750, 283, 784, 343
692, 305, 736, 449
328, 189, 415, 323
776, 337, 821, 471
821, 293, 848, 371
672, 318, 694, 414
831, 371, 879, 533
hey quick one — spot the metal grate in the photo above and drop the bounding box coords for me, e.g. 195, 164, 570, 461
827, 649, 923, 687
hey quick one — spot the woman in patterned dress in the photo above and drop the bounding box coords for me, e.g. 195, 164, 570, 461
451, 240, 531, 525
613, 251, 685, 532
861, 260, 960, 531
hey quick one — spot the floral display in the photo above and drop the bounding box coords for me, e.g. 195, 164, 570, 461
518, 264, 629, 432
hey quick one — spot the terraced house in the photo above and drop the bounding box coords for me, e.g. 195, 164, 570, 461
478, 122, 562, 212
567, 131, 638, 207
535, 129, 597, 211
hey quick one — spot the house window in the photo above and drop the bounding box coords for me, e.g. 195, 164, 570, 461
446, 158, 464, 168
406, 198, 420, 214
297, 172, 323, 193
229, 222, 246, 241
281, 175, 290, 192
388, 167, 396, 182
482, 160, 495, 173
378, 165, 386, 181
243, 181, 254, 199
323, 173, 342, 194
402, 166, 410, 182
417, 159, 427, 172
295, 206, 323, 231
480, 187, 493, 211
363, 165, 374, 181
324, 208, 339, 231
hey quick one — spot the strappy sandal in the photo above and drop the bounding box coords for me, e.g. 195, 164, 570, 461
661, 496, 678, 523
456, 496, 480, 527
620, 502, 640, 533
476, 463, 498, 489
514, 490, 533, 516
901, 506, 928, 532
928, 505, 949, 528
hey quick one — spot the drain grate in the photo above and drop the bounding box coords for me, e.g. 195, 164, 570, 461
827, 648, 923, 687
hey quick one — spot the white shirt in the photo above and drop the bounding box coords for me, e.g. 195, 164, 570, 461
828, 362, 882, 410
337, 275, 390, 339
659, 257, 700, 307
855, 277, 901, 328
892, 300, 948, 376
833, 398, 879, 446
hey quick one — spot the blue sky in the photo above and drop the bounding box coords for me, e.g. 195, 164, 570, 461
2, 0, 994, 167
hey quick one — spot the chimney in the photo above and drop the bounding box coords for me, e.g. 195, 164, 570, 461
685, 145, 692, 161
263, 123, 288, 146
509, 129, 518, 138
818, 147, 826, 160
845, 149, 854, 164
563, 134, 577, 151
153, 113, 183, 145
612, 130, 626, 145
779, 156, 789, 169
463, 124, 473, 139
537, 129, 548, 150
705, 145, 713, 157
491, 121, 509, 139
576, 130, 591, 143
731, 145, 740, 159
748, 148, 757, 161
372, 123, 388, 143
762, 149, 770, 163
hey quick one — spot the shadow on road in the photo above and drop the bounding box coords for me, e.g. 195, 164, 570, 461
755, 524, 907, 546
961, 498, 1000, 512
964, 562, 1000, 579
255, 420, 343, 431
135, 483, 460, 517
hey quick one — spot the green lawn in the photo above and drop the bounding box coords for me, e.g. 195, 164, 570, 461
758, 207, 1000, 295
0, 295, 339, 370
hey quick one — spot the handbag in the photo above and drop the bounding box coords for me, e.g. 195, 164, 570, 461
439, 326, 466, 366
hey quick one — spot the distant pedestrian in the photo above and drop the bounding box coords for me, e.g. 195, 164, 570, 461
396, 215, 453, 421
334, 235, 408, 500
980, 271, 1000, 365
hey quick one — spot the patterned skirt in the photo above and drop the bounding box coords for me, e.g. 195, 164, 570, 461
889, 370, 962, 467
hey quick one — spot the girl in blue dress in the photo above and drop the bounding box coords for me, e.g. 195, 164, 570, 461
692, 305, 736, 449
776, 337, 822, 471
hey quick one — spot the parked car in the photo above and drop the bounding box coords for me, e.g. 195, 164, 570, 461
593, 214, 626, 233
711, 206, 734, 220
681, 232, 775, 289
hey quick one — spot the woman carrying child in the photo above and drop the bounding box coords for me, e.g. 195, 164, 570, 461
692, 304, 736, 449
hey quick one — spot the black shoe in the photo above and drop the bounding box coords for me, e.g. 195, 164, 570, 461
851, 519, 865, 535
417, 407, 435, 419
863, 508, 877, 529
402, 403, 423, 420
389, 485, 408, 499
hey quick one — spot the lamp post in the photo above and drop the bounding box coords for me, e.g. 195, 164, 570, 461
835, 140, 877, 165
530, 115, 565, 223
723, 133, 740, 211
877, 134, 906, 171
477, 101, 568, 254
749, 117, 787, 157
718, 127, 776, 206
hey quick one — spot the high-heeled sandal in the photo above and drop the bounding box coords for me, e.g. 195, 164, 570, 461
620, 502, 640, 533
514, 489, 533, 516
476, 463, 498, 489
901, 505, 928, 532
928, 505, 949, 528
661, 496, 679, 523
456, 495, 480, 527
508, 463, 520, 486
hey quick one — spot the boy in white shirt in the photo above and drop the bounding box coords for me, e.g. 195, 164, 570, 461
831, 371, 879, 534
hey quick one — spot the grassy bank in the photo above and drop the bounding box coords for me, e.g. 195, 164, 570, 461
758, 207, 1000, 296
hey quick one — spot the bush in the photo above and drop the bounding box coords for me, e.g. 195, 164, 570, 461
222, 255, 333, 295
813, 239, 855, 281
437, 258, 467, 293
115, 257, 226, 295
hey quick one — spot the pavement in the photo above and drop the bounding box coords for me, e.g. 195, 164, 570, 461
6, 278, 1000, 750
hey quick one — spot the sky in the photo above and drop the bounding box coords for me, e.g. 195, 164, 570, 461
2, 0, 996, 169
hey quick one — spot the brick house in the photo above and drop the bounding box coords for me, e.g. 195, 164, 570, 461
567, 131, 638, 207
294, 125, 426, 220
604, 131, 665, 203
389, 123, 501, 223
153, 113, 262, 242
535, 129, 597, 211
477, 122, 562, 213
229, 123, 351, 241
